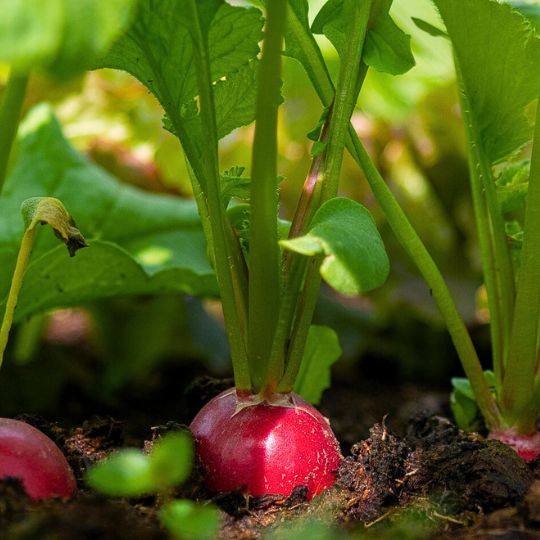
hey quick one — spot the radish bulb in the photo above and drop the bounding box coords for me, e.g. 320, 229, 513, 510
190, 388, 342, 499
0, 418, 76, 500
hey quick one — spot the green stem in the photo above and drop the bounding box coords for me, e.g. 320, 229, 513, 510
284, 0, 502, 429
0, 228, 36, 370
501, 92, 540, 432
266, 117, 332, 378
187, 1, 250, 391
351, 133, 502, 429
455, 59, 514, 390
249, 0, 287, 395
278, 0, 373, 392
278, 259, 321, 393
0, 71, 29, 193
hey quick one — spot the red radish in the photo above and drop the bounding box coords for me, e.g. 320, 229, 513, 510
489, 428, 540, 462
0, 418, 76, 500
190, 388, 342, 499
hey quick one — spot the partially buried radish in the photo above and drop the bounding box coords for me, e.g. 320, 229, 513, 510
190, 388, 342, 499
0, 418, 76, 500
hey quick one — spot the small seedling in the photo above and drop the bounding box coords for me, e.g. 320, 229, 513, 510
87, 431, 219, 540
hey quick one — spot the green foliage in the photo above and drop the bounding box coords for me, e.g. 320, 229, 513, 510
88, 431, 218, 539
86, 449, 155, 497
281, 198, 389, 296
0, 0, 135, 76
149, 432, 194, 488
87, 431, 193, 496
433, 0, 540, 164
0, 105, 216, 323
312, 0, 415, 75
96, 0, 263, 151
451, 371, 496, 432
160, 500, 220, 540
511, 2, 540, 33
294, 325, 341, 404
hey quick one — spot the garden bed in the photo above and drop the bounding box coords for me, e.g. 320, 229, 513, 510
2, 373, 539, 539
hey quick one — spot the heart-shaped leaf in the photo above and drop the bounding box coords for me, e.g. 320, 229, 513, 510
281, 197, 389, 296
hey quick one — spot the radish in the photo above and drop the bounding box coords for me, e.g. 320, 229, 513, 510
488, 429, 540, 463
190, 388, 342, 499
0, 418, 76, 500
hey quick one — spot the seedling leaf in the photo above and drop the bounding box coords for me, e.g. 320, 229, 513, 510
86, 450, 154, 497
281, 198, 389, 296
294, 325, 341, 404
160, 500, 219, 540
149, 431, 194, 489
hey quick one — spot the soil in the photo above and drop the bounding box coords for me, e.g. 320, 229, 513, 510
2, 374, 540, 539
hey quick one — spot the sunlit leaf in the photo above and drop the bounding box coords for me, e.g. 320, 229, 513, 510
0, 105, 216, 323
433, 0, 540, 163
0, 0, 135, 76
96, 0, 263, 149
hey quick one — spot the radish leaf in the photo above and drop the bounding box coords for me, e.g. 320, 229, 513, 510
433, 0, 540, 164
281, 198, 389, 296
312, 0, 415, 75
96, 0, 263, 147
0, 105, 216, 323
294, 325, 341, 404
160, 500, 219, 540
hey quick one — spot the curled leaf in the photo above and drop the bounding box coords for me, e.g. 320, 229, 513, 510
20, 197, 87, 257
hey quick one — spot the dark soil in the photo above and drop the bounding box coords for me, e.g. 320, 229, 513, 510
2, 378, 540, 539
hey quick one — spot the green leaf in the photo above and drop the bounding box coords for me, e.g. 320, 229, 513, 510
433, 0, 540, 163
363, 0, 415, 75
281, 198, 389, 295
294, 325, 341, 404
0, 105, 216, 323
0, 0, 135, 76
160, 500, 220, 540
312, 0, 415, 75
86, 450, 154, 497
511, 2, 540, 34
496, 161, 530, 215
149, 432, 193, 489
451, 371, 496, 431
221, 167, 250, 204
411, 17, 447, 38
97, 0, 263, 148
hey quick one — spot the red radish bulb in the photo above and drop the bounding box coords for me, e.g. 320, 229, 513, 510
0, 418, 76, 500
190, 388, 342, 499
489, 428, 540, 462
